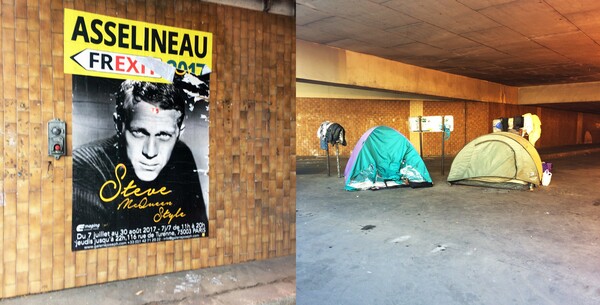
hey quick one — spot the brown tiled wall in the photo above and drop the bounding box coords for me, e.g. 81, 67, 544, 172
583, 113, 600, 143
489, 103, 587, 148
297, 98, 598, 156
488, 103, 539, 124
0, 1, 295, 298
539, 108, 579, 147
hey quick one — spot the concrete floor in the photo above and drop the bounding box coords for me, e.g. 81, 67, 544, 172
296, 151, 600, 305
0, 255, 295, 305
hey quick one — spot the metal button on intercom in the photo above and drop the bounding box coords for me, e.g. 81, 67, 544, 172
48, 119, 66, 159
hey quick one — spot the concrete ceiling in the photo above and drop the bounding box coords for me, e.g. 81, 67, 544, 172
296, 0, 600, 114
204, 0, 295, 16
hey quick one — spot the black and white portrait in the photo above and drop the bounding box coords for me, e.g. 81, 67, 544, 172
71, 74, 210, 250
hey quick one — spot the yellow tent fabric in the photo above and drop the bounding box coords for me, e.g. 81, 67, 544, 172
448, 132, 543, 189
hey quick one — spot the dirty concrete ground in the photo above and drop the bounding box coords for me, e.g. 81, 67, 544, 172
296, 147, 600, 305
2, 144, 599, 305
0, 255, 295, 305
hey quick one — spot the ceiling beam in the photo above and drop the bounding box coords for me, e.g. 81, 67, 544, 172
297, 40, 518, 104
519, 82, 600, 105
201, 0, 294, 16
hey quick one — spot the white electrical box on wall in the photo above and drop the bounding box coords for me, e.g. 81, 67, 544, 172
408, 115, 454, 132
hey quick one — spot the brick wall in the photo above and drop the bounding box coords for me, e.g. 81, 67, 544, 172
296, 98, 488, 158
422, 101, 466, 157
464, 102, 490, 143
298, 98, 598, 156
0, 1, 295, 298
296, 98, 410, 156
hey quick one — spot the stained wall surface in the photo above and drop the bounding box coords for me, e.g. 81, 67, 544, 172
0, 0, 295, 297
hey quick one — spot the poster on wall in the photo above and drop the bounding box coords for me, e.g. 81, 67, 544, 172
64, 9, 212, 251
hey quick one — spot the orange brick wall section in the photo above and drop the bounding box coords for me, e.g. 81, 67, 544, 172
296, 98, 410, 156
422, 101, 467, 157
0, 1, 295, 298
297, 98, 598, 156
296, 98, 490, 157
465, 101, 491, 143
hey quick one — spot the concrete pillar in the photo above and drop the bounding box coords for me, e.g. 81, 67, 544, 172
409, 100, 423, 154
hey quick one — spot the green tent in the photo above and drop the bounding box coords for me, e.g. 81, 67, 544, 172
344, 126, 433, 191
447, 132, 543, 190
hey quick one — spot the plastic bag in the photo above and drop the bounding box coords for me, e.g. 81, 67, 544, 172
400, 165, 424, 182
541, 169, 552, 186
354, 164, 376, 182
347, 164, 378, 190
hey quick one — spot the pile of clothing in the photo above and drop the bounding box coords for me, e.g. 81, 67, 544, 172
317, 121, 347, 150
493, 113, 541, 146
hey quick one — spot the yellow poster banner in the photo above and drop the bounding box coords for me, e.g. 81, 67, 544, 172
64, 8, 212, 82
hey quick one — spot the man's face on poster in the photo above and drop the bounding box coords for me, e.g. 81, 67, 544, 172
124, 101, 182, 181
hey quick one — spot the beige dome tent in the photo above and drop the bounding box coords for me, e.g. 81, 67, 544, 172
447, 132, 543, 190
